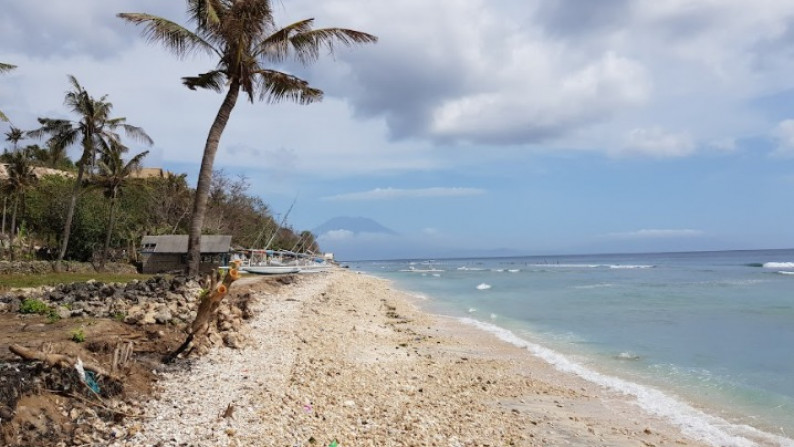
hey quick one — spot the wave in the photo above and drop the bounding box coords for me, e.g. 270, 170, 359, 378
574, 283, 615, 290
778, 271, 794, 276
458, 318, 793, 447
457, 266, 487, 271
528, 263, 654, 269
763, 262, 794, 269
508, 269, 520, 273
615, 351, 641, 361
476, 283, 492, 290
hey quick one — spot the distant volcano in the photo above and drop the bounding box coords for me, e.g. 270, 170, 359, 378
313, 216, 397, 236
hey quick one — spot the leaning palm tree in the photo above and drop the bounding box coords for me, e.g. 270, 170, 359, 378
0, 63, 16, 122
119, 0, 377, 276
93, 139, 149, 270
30, 76, 153, 267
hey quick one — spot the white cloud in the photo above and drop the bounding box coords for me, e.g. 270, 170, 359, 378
604, 229, 704, 239
772, 119, 794, 157
322, 187, 486, 202
615, 127, 696, 158
317, 229, 355, 242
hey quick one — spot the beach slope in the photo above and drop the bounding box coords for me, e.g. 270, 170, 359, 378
116, 271, 713, 446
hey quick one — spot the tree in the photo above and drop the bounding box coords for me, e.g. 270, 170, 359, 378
92, 139, 149, 269
0, 150, 37, 259
4, 126, 25, 152
30, 75, 152, 267
119, 0, 376, 276
0, 63, 16, 122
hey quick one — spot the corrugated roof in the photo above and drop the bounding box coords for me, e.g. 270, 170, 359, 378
140, 235, 232, 253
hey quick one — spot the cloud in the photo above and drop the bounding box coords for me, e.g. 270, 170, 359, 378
317, 229, 355, 242
615, 127, 696, 158
772, 119, 794, 157
604, 229, 705, 239
322, 187, 486, 202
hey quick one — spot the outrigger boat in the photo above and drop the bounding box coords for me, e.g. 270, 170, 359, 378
231, 248, 332, 274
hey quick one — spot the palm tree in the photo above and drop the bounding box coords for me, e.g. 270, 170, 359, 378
0, 63, 16, 123
119, 0, 377, 276
30, 75, 153, 267
93, 139, 149, 270
1, 150, 37, 259
4, 127, 25, 152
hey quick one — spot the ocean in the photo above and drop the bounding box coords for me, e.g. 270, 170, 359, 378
351, 249, 794, 447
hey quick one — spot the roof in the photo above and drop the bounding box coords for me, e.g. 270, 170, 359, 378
140, 235, 232, 253
130, 167, 169, 179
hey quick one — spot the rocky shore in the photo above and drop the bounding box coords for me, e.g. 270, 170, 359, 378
108, 271, 712, 447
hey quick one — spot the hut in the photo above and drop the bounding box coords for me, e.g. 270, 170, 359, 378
139, 235, 232, 274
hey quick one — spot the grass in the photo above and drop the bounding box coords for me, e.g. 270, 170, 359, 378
0, 272, 158, 290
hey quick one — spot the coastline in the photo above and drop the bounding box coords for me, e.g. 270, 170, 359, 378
113, 270, 779, 446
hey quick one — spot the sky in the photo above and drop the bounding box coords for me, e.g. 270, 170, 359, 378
2, 0, 794, 260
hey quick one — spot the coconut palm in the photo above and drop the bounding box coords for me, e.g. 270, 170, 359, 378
1, 150, 37, 259
4, 127, 25, 152
93, 139, 149, 269
0, 63, 16, 123
30, 75, 153, 267
119, 0, 377, 276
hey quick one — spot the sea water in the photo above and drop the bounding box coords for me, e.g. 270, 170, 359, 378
351, 249, 794, 447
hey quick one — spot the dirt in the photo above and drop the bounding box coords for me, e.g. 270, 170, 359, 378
0, 274, 294, 447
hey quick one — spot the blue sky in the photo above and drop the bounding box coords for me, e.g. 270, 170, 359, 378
2, 0, 794, 260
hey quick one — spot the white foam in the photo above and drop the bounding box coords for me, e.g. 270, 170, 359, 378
468, 307, 477, 313
609, 264, 654, 269
476, 283, 492, 290
508, 269, 520, 273
778, 271, 794, 276
763, 262, 794, 269
458, 318, 794, 447
574, 283, 615, 290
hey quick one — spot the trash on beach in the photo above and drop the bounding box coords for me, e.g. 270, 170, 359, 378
476, 283, 492, 290
329, 440, 339, 447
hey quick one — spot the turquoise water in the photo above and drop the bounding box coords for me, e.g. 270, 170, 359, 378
351, 249, 794, 446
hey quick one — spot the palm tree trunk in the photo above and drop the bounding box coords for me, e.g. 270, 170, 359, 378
186, 82, 240, 276
9, 196, 18, 261
101, 193, 118, 271
56, 160, 87, 270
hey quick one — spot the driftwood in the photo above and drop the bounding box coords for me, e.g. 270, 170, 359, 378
163, 265, 241, 363
9, 344, 118, 381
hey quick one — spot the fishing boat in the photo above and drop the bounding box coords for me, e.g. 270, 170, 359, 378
233, 249, 301, 275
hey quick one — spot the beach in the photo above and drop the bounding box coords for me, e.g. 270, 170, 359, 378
110, 270, 727, 447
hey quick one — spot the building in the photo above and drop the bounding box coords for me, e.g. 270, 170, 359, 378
139, 235, 232, 274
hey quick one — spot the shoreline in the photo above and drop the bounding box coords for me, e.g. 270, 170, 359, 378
113, 270, 784, 446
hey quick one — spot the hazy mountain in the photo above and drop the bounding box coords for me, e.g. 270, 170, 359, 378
313, 216, 398, 236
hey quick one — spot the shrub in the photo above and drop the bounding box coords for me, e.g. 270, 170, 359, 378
20, 299, 50, 315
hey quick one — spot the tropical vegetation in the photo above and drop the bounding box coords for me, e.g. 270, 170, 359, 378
119, 0, 376, 275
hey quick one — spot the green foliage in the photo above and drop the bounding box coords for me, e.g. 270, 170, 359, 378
70, 328, 86, 343
20, 298, 50, 315
112, 312, 126, 322
0, 272, 155, 290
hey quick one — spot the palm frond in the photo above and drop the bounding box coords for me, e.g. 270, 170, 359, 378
118, 13, 219, 58
254, 70, 323, 105
0, 63, 16, 73
183, 70, 226, 92
0, 111, 8, 122
256, 19, 315, 62
187, 0, 225, 29
288, 28, 377, 65
118, 124, 154, 146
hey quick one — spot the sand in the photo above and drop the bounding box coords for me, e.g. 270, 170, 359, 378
112, 270, 716, 447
